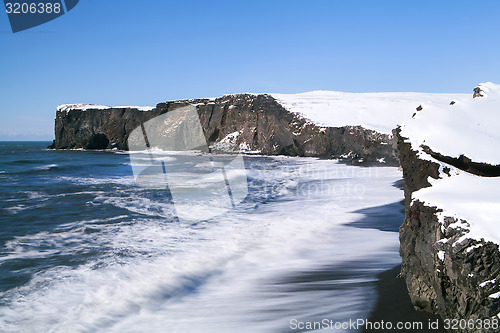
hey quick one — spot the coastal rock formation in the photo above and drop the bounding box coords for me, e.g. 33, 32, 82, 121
397, 83, 500, 331
398, 134, 500, 323
50, 94, 398, 164
50, 84, 500, 329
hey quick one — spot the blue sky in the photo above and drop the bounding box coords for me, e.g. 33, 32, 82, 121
1, 0, 500, 140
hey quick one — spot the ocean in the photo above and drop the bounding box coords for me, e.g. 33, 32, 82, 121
0, 142, 405, 332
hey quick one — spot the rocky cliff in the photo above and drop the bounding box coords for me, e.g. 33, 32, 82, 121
50, 85, 500, 329
50, 94, 398, 164
398, 83, 500, 332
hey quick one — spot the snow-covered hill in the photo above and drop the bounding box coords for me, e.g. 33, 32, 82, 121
272, 90, 466, 134
400, 82, 500, 165
401, 82, 500, 245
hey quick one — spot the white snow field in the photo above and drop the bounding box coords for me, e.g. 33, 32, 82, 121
400, 82, 500, 165
399, 82, 500, 247
272, 90, 465, 134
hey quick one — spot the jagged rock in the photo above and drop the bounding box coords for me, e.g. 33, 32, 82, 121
397, 129, 500, 332
473, 86, 485, 98
50, 94, 398, 164
421, 145, 500, 177
394, 128, 440, 205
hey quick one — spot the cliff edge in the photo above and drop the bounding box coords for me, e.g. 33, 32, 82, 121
50, 94, 399, 164
50, 90, 466, 165
398, 83, 500, 331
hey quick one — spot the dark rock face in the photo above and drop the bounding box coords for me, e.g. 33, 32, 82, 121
86, 133, 109, 149
50, 107, 169, 150
473, 86, 485, 98
50, 94, 398, 164
398, 129, 500, 331
421, 145, 500, 177
396, 128, 440, 205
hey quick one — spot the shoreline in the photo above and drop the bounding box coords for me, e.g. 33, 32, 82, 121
361, 265, 446, 333
348, 183, 447, 333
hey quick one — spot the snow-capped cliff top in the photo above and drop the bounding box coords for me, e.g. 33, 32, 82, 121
406, 82, 500, 247
57, 104, 111, 112
400, 82, 500, 165
57, 104, 155, 112
414, 166, 500, 246
114, 106, 156, 111
271, 91, 466, 134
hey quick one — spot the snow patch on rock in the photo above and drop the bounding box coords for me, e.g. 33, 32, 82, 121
414, 171, 500, 246
211, 131, 241, 151
57, 104, 155, 112
480, 279, 496, 288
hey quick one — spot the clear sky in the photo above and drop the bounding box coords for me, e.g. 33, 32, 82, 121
1, 0, 500, 140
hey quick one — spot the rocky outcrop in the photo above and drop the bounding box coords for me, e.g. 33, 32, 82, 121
398, 129, 500, 332
420, 145, 500, 177
50, 94, 398, 164
397, 83, 500, 330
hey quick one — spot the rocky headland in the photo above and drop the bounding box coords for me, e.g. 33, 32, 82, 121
49, 94, 398, 164
50, 85, 500, 330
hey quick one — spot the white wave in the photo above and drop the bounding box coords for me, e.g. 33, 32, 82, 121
126, 148, 204, 156
23, 191, 44, 199
4, 203, 47, 214
3, 205, 27, 214
0, 215, 182, 266
128, 155, 177, 164
34, 164, 58, 170
4, 191, 109, 206
94, 193, 176, 219
0, 159, 404, 332
20, 191, 49, 201
56, 176, 137, 186
56, 215, 130, 230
